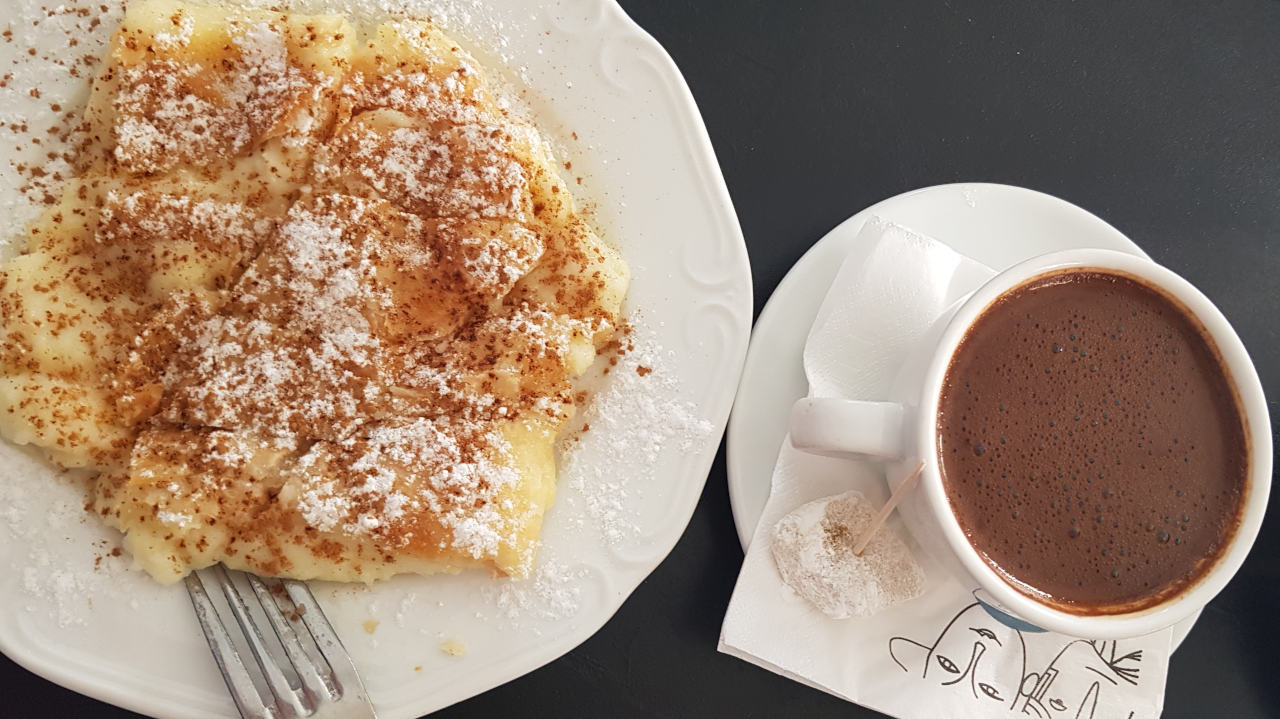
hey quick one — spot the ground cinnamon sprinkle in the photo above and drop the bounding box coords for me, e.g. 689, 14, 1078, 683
0, 0, 628, 585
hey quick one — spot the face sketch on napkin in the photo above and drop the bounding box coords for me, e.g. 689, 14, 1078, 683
888, 600, 1028, 705
888, 592, 1144, 718
1019, 639, 1141, 719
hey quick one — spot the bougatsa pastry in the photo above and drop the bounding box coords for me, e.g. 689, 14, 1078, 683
0, 0, 628, 583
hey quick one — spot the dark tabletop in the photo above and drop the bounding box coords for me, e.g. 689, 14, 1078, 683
7, 1, 1279, 716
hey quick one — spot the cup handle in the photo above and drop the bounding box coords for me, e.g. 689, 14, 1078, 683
789, 398, 906, 459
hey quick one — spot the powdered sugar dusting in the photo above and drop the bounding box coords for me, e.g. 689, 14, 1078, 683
316, 122, 532, 221
559, 324, 715, 544
151, 10, 195, 51
237, 0, 534, 83
484, 553, 588, 628
297, 480, 352, 532
112, 20, 314, 175
1, 1, 126, 256
0, 453, 134, 628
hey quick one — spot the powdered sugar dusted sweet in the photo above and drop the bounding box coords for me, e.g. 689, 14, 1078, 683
0, 0, 635, 586
0, 0, 731, 649
770, 491, 925, 619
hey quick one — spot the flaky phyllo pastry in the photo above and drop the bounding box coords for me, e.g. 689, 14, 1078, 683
0, 0, 628, 583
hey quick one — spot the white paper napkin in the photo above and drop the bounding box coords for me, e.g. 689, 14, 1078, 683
719, 217, 1173, 719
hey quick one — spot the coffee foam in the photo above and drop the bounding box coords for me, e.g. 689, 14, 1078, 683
938, 269, 1248, 614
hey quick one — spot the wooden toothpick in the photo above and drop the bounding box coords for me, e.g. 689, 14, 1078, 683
852, 461, 925, 556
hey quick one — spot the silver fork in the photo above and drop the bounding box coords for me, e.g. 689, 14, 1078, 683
184, 565, 378, 719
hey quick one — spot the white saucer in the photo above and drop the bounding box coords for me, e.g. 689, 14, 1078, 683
725, 182, 1199, 649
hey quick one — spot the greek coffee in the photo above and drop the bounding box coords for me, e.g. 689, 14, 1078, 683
937, 269, 1247, 614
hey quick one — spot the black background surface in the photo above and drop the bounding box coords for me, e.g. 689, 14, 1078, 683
5, 1, 1278, 717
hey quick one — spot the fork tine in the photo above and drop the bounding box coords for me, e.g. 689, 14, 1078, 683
211, 566, 308, 718
184, 572, 274, 719
282, 579, 378, 718
245, 574, 331, 702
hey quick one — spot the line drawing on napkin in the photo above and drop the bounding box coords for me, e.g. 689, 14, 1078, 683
888, 598, 1029, 705
888, 592, 1144, 718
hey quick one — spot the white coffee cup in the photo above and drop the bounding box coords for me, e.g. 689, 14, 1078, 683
789, 248, 1271, 639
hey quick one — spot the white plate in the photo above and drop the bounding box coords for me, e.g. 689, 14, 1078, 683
725, 182, 1198, 648
0, 1, 752, 717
